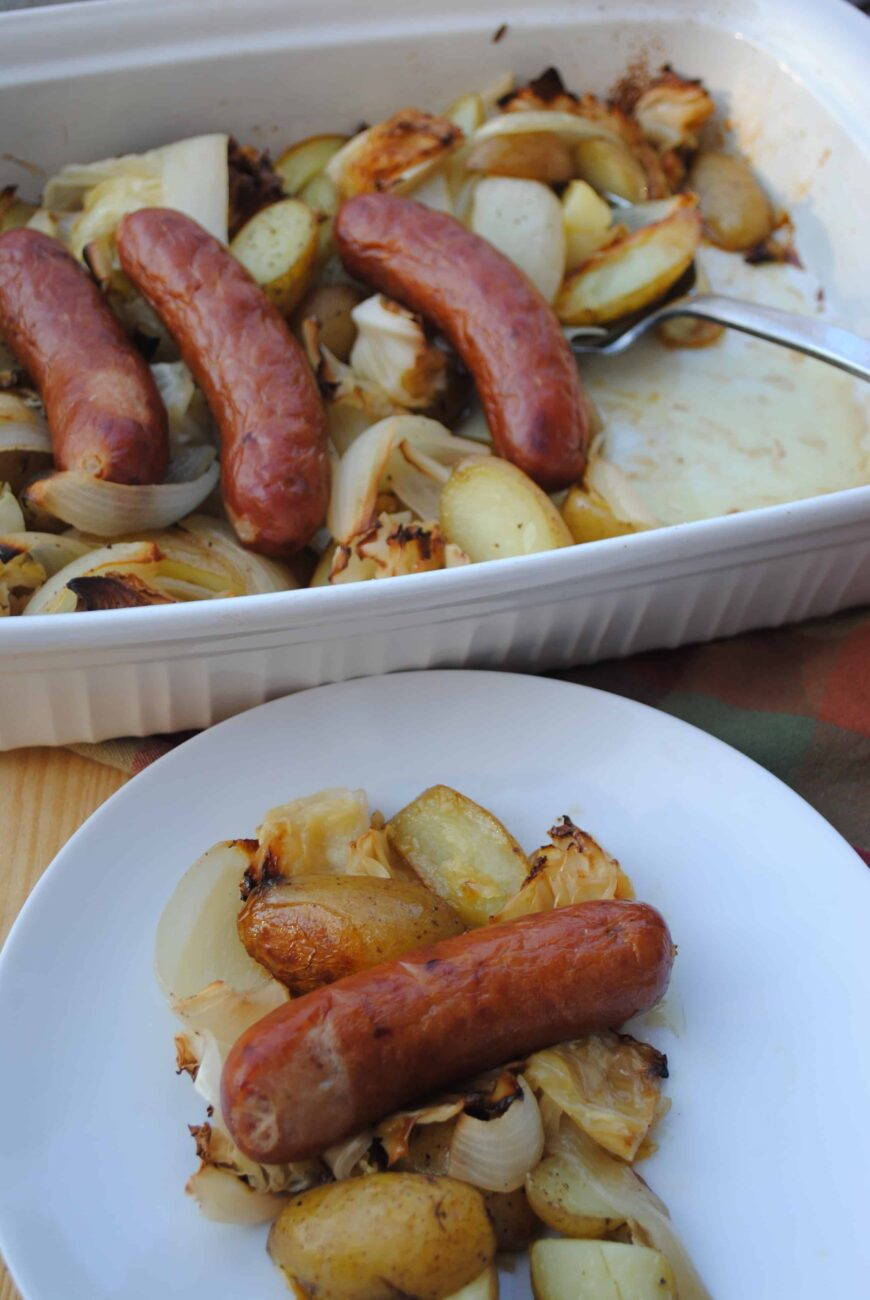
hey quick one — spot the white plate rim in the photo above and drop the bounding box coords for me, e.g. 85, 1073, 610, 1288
0, 668, 868, 1300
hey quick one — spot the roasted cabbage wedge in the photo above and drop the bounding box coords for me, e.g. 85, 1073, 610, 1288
526, 1033, 669, 1162
497, 817, 635, 920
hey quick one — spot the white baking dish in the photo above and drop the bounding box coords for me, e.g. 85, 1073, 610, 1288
0, 0, 868, 750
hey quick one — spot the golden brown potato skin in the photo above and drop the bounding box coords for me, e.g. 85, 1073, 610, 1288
0, 228, 168, 484
237, 874, 465, 994
222, 899, 674, 1163
334, 194, 589, 492
117, 208, 330, 555
267, 1173, 495, 1300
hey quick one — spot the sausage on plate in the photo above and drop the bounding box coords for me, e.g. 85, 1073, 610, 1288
0, 228, 169, 484
117, 208, 330, 555
334, 193, 589, 492
221, 898, 674, 1163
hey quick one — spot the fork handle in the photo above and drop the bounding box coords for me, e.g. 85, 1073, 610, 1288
659, 294, 870, 381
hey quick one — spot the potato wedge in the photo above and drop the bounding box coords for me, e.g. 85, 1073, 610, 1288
293, 282, 362, 361
526, 1153, 625, 1238
386, 784, 529, 926
327, 110, 462, 198
574, 138, 648, 203
466, 132, 574, 184
470, 177, 566, 302
268, 1174, 496, 1300
531, 1239, 676, 1300
237, 874, 464, 994
440, 457, 573, 565
230, 198, 318, 316
445, 1267, 498, 1300
562, 486, 638, 543
561, 180, 615, 269
688, 151, 772, 251
275, 133, 348, 195
556, 198, 702, 325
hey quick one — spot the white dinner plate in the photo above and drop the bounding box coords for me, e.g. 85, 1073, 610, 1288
0, 671, 868, 1300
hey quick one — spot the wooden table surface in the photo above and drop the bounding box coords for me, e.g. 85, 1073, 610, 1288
0, 747, 127, 1300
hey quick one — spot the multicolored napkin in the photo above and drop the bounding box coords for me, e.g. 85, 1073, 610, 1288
68, 607, 869, 864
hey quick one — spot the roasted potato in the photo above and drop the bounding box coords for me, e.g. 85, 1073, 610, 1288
561, 180, 616, 269
573, 138, 648, 203
387, 784, 530, 926
237, 874, 465, 994
688, 151, 773, 251
466, 132, 574, 184
526, 1152, 625, 1239
562, 487, 639, 543
397, 1119, 453, 1175
531, 1239, 676, 1300
446, 1268, 498, 1300
556, 197, 702, 325
440, 457, 574, 566
656, 314, 724, 349
275, 133, 348, 195
268, 1174, 496, 1300
298, 172, 340, 262
293, 282, 363, 361
483, 1187, 543, 1253
230, 198, 319, 316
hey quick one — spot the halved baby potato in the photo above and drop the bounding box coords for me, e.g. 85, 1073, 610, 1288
562, 486, 639, 544
237, 874, 464, 994
230, 198, 319, 316
688, 150, 773, 251
293, 282, 363, 360
387, 784, 529, 926
526, 1153, 625, 1239
275, 133, 348, 195
556, 196, 701, 325
440, 457, 574, 565
268, 1173, 496, 1300
531, 1239, 676, 1300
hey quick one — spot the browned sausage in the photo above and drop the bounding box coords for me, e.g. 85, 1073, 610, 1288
0, 228, 168, 484
222, 898, 673, 1162
117, 208, 329, 556
334, 193, 589, 492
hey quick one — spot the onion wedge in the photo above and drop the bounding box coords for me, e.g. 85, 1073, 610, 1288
24, 446, 219, 536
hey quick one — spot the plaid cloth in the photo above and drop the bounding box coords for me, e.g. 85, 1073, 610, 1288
69, 608, 870, 863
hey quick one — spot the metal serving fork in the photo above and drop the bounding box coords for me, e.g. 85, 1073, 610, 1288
565, 231, 870, 382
